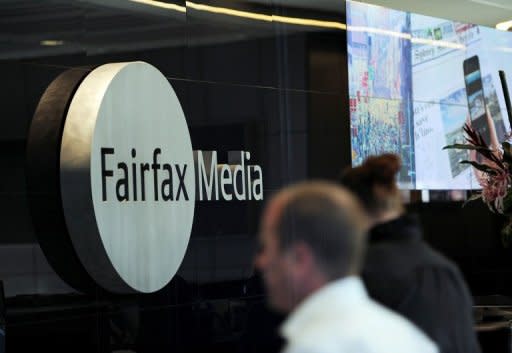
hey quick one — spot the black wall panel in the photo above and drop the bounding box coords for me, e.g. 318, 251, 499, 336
0, 1, 348, 352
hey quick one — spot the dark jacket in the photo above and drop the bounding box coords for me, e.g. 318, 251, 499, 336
362, 214, 481, 353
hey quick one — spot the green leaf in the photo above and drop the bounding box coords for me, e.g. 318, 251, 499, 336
460, 160, 498, 175
443, 144, 491, 151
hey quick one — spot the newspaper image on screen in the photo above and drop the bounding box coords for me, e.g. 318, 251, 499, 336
346, 1, 512, 189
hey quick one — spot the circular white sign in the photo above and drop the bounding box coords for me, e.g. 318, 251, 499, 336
60, 62, 195, 293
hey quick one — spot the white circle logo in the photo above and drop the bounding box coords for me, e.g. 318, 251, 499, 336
60, 62, 195, 293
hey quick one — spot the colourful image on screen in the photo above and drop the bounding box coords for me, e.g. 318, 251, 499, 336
347, 1, 414, 186
465, 70, 481, 85
347, 1, 512, 189
467, 89, 485, 119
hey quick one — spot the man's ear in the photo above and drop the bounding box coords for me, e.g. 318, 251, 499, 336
289, 242, 315, 273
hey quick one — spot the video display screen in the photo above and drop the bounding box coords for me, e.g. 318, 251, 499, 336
347, 1, 512, 189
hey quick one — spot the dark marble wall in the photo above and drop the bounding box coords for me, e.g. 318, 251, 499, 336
0, 1, 349, 352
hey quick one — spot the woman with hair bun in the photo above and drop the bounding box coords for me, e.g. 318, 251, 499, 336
340, 153, 481, 353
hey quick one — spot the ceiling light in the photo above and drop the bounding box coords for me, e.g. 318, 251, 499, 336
186, 2, 271, 22
496, 20, 512, 31
470, 0, 512, 11
40, 40, 64, 46
128, 0, 186, 12
186, 1, 346, 30
346, 26, 464, 49
410, 37, 465, 50
274, 15, 346, 30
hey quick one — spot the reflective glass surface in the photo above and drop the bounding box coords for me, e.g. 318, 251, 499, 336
0, 1, 349, 352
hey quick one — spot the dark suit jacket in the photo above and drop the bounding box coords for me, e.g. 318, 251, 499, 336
363, 214, 481, 353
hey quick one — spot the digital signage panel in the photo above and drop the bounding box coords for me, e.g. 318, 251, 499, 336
347, 1, 512, 189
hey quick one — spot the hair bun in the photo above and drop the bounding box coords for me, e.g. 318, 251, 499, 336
363, 153, 401, 186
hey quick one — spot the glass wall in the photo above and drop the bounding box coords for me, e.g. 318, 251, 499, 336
0, 1, 348, 352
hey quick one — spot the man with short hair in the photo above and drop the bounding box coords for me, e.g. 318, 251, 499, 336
255, 181, 438, 353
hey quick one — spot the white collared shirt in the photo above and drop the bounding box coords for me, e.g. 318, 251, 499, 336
280, 276, 438, 353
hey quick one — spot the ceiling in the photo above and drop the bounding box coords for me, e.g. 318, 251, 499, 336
2, 0, 512, 61
0, 0, 345, 60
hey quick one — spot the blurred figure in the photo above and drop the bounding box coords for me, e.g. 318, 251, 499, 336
340, 154, 481, 353
255, 181, 438, 353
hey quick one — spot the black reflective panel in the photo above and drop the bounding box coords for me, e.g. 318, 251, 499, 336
0, 0, 349, 352
185, 0, 276, 86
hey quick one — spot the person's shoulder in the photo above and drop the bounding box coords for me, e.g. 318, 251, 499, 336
365, 237, 459, 274
353, 299, 439, 353
409, 244, 472, 293
305, 299, 438, 353
420, 244, 460, 270
285, 291, 439, 353
285, 327, 436, 353
285, 311, 438, 353
363, 241, 421, 278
